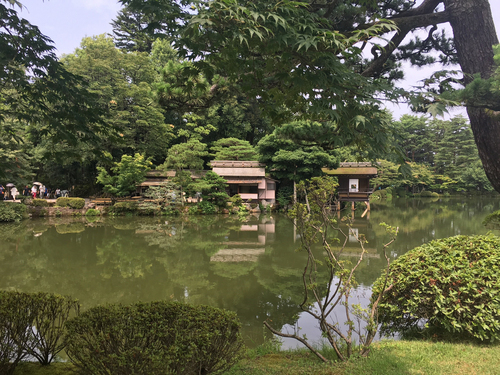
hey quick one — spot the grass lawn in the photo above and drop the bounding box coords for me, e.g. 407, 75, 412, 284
13, 340, 500, 375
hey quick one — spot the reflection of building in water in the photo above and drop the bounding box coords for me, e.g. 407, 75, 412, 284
210, 218, 275, 262
330, 224, 380, 259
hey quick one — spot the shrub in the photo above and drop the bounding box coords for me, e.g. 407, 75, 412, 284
229, 194, 243, 207
31, 198, 48, 207
372, 234, 500, 342
25, 293, 80, 365
108, 201, 138, 215
85, 208, 100, 216
198, 200, 217, 215
431, 192, 440, 197
0, 291, 80, 373
188, 205, 199, 215
0, 203, 26, 222
162, 206, 179, 216
64, 301, 244, 375
56, 197, 85, 209
0, 292, 34, 375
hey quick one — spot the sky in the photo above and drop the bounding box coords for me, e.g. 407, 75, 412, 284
16, 0, 500, 119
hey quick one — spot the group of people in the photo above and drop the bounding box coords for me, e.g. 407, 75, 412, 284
0, 183, 65, 201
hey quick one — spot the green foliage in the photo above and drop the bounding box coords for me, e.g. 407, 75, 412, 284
0, 202, 26, 222
387, 116, 493, 193
31, 199, 48, 207
0, 291, 80, 373
211, 137, 258, 161
459, 44, 500, 113
276, 186, 293, 210
97, 153, 152, 197
142, 181, 180, 209
258, 125, 338, 184
373, 234, 500, 342
197, 200, 217, 215
0, 2, 106, 179
483, 210, 500, 227
64, 301, 244, 375
61, 35, 172, 164
162, 140, 208, 171
85, 209, 100, 216
108, 201, 139, 215
189, 171, 229, 208
229, 194, 243, 207
0, 291, 33, 375
56, 197, 85, 209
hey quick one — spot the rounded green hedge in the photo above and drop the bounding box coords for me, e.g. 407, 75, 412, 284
64, 301, 244, 375
372, 234, 500, 342
55, 197, 85, 209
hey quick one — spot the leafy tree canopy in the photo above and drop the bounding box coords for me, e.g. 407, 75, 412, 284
211, 137, 258, 161
0, 1, 106, 162
97, 153, 152, 197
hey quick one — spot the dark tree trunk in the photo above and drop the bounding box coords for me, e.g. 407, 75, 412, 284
443, 0, 500, 192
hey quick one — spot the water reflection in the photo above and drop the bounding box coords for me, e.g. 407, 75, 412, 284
0, 197, 499, 348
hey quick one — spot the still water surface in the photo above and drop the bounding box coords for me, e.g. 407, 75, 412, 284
1, 197, 499, 348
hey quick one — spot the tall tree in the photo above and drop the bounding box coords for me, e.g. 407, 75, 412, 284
258, 123, 338, 202
61, 35, 173, 164
120, 0, 500, 192
160, 140, 209, 204
0, 0, 105, 178
211, 138, 258, 161
112, 6, 166, 53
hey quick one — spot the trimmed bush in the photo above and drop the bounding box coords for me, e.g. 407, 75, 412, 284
85, 208, 100, 216
373, 234, 500, 342
64, 301, 244, 375
0, 203, 26, 222
31, 198, 49, 207
0, 291, 80, 373
55, 197, 85, 209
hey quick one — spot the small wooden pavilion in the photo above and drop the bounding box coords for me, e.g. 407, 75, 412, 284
323, 162, 378, 213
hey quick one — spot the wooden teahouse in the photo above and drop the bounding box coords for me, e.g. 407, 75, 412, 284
323, 162, 378, 212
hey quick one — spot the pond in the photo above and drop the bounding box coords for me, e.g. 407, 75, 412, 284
1, 197, 499, 348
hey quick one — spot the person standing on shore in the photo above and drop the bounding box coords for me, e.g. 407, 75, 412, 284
31, 185, 37, 198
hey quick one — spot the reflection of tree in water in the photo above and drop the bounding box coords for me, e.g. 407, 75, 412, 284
7, 204, 496, 347
97, 235, 154, 279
